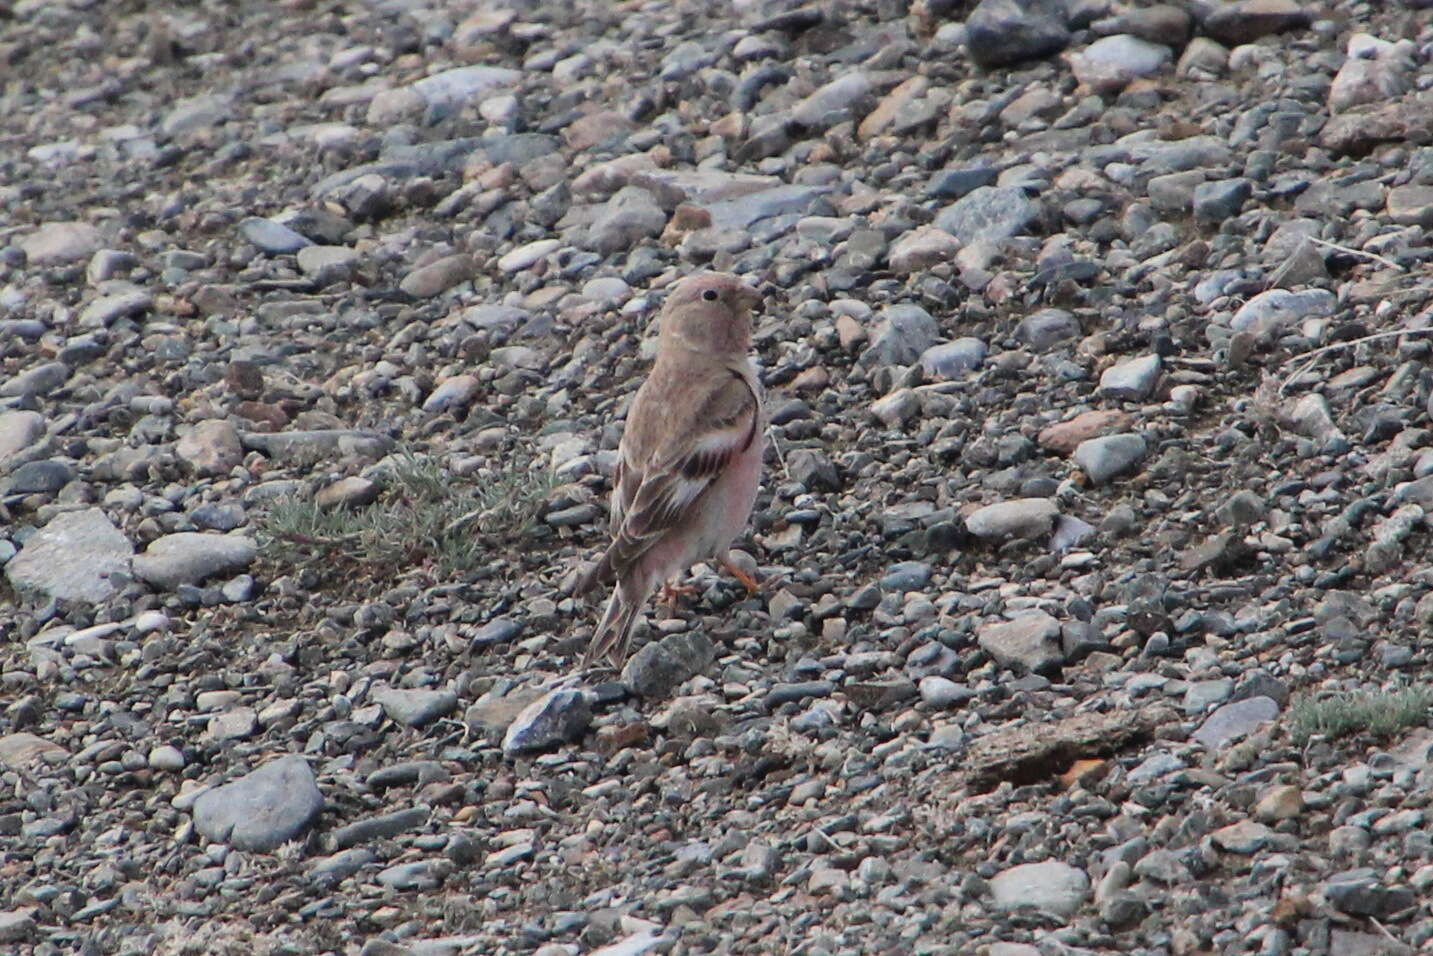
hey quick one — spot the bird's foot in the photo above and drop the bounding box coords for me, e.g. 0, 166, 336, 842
721, 555, 763, 596
659, 581, 698, 609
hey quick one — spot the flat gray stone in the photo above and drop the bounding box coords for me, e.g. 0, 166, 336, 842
175, 420, 243, 478
192, 754, 323, 852
1073, 433, 1148, 485
920, 338, 987, 379
1, 361, 70, 399
1193, 695, 1279, 749
0, 410, 45, 465
374, 687, 459, 727
5, 508, 133, 603
79, 290, 153, 328
239, 217, 313, 254
132, 533, 257, 590
1231, 288, 1336, 336
978, 611, 1064, 674
934, 185, 1041, 244
1099, 355, 1161, 401
966, 498, 1058, 541
966, 0, 1071, 68
20, 221, 102, 266
859, 304, 939, 368
989, 860, 1089, 919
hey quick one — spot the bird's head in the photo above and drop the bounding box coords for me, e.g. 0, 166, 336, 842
658, 272, 762, 356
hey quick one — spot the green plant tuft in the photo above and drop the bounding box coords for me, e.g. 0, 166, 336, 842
1286, 687, 1433, 745
257, 449, 552, 578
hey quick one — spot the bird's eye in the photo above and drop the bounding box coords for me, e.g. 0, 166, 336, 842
702, 289, 718, 301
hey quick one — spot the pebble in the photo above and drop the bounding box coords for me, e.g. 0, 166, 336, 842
965, 0, 1070, 68
933, 186, 1041, 244
176, 420, 243, 477
1098, 355, 1161, 401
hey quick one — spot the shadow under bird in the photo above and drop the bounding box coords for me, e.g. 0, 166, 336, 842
575, 272, 766, 668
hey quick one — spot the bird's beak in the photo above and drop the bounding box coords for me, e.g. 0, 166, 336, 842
739, 284, 763, 311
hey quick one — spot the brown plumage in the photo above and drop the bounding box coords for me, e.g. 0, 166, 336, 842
577, 272, 766, 667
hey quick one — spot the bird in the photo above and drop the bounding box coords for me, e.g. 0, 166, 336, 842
576, 272, 766, 668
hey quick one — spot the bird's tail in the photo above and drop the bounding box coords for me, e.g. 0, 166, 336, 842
583, 587, 642, 669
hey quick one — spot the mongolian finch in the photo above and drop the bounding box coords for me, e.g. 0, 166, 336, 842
576, 272, 766, 667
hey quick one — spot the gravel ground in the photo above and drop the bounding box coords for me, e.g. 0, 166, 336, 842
4, 0, 1433, 953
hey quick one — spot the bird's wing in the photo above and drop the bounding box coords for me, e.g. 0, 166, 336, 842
603, 360, 760, 577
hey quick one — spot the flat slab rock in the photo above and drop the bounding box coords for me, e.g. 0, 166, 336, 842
4, 507, 134, 603
966, 706, 1177, 788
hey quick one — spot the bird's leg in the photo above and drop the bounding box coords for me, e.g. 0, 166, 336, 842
720, 555, 763, 595
659, 579, 697, 609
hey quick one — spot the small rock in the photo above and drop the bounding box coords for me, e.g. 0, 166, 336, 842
176, 420, 243, 477
5, 508, 134, 603
20, 221, 102, 266
1039, 410, 1131, 455
79, 290, 152, 328
315, 476, 380, 510
1193, 696, 1279, 749
9, 460, 73, 494
400, 254, 473, 298
297, 245, 360, 285
966, 498, 1058, 541
622, 632, 716, 698
1325, 871, 1415, 918
374, 687, 459, 727
132, 533, 257, 590
1230, 288, 1335, 336
0, 410, 46, 464
0, 910, 36, 945
919, 338, 987, 379
1254, 784, 1303, 822
859, 304, 939, 368
1202, 0, 1312, 46
889, 226, 960, 274
966, 0, 1071, 68
1019, 309, 1081, 350
1099, 355, 1161, 401
501, 690, 592, 754
978, 612, 1064, 674
422, 374, 482, 414
1068, 34, 1171, 92
1211, 820, 1272, 854
934, 186, 1041, 244
191, 754, 324, 852
239, 217, 313, 254
1073, 433, 1148, 485
988, 860, 1089, 919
